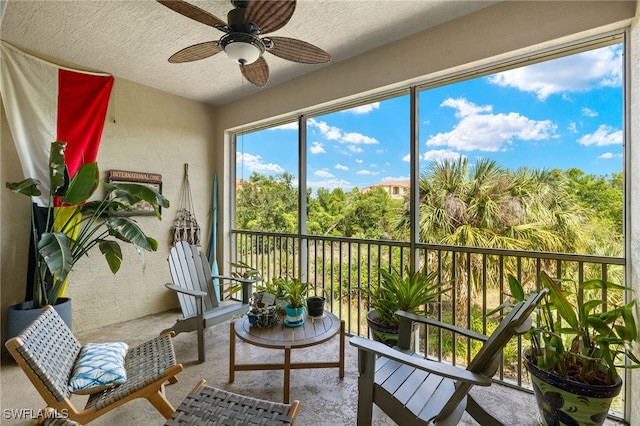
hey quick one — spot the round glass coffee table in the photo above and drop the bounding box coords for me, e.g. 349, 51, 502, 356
229, 311, 345, 403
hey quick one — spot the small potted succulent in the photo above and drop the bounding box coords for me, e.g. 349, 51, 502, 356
247, 291, 280, 328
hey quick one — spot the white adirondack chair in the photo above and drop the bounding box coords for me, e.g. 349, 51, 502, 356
162, 241, 253, 362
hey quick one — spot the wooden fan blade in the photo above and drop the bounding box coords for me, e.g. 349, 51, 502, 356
241, 56, 270, 87
157, 0, 227, 29
245, 0, 296, 34
169, 41, 222, 63
267, 36, 331, 64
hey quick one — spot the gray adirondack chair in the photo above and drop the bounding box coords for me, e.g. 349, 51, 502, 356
350, 290, 546, 425
162, 241, 253, 363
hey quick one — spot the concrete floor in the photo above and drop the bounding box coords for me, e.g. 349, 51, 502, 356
0, 309, 625, 425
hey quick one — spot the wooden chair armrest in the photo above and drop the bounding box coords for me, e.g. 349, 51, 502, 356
396, 310, 489, 342
350, 336, 492, 386
212, 275, 255, 286
165, 283, 207, 298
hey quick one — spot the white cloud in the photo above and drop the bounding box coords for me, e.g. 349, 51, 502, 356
598, 152, 622, 160
578, 124, 622, 146
441, 98, 493, 118
357, 169, 379, 175
382, 175, 410, 182
568, 122, 578, 134
315, 169, 334, 178
335, 163, 349, 171
308, 178, 351, 190
310, 141, 325, 154
488, 45, 622, 100
355, 159, 363, 164
402, 153, 410, 162
341, 132, 378, 145
269, 122, 298, 131
343, 102, 380, 114
582, 107, 598, 117
348, 145, 364, 153
423, 149, 466, 163
308, 118, 379, 145
309, 118, 342, 140
236, 152, 285, 173
426, 98, 556, 152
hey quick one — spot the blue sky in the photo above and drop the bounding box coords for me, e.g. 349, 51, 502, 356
237, 43, 623, 192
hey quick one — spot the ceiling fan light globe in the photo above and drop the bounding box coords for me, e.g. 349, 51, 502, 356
221, 33, 265, 65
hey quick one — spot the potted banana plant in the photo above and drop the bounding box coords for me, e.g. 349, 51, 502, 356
5, 141, 169, 338
505, 271, 639, 426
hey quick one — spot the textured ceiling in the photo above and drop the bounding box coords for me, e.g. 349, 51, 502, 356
0, 1, 497, 106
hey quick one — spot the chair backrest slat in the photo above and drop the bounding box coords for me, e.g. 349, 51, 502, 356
6, 306, 81, 402
168, 241, 219, 318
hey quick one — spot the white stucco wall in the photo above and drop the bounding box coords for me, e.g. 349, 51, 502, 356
1, 76, 217, 339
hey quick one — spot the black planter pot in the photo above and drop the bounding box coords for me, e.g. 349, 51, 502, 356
366, 310, 399, 347
524, 350, 622, 426
6, 298, 72, 340
306, 296, 325, 317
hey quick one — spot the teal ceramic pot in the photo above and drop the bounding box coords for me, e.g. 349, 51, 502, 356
284, 304, 305, 327
524, 351, 622, 426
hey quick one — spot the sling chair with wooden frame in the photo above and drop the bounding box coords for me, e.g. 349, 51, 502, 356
162, 240, 254, 363
350, 290, 546, 425
5, 305, 183, 424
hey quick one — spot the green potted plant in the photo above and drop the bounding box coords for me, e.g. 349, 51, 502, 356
247, 290, 281, 328
506, 271, 639, 426
306, 287, 327, 318
274, 276, 309, 328
360, 265, 450, 346
6, 141, 169, 338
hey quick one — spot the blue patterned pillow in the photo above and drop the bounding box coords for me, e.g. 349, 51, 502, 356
69, 342, 128, 395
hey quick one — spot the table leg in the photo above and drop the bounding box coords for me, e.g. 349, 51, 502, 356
229, 322, 236, 383
339, 320, 345, 378
284, 347, 291, 403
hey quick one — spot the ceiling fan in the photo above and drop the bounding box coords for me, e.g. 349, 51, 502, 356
157, 0, 331, 87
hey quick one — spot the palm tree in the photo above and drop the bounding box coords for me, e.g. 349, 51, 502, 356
393, 158, 591, 323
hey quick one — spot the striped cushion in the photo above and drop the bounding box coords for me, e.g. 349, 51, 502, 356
69, 342, 128, 395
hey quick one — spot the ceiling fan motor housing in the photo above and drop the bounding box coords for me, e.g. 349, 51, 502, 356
220, 32, 265, 65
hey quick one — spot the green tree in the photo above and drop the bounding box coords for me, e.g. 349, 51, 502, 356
394, 158, 590, 253
307, 187, 346, 235
235, 172, 298, 233
565, 168, 623, 235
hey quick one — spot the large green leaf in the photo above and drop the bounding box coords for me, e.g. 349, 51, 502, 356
103, 181, 170, 219
540, 271, 579, 330
37, 232, 72, 283
580, 278, 630, 292
5, 178, 42, 197
104, 217, 157, 251
508, 275, 525, 302
62, 162, 99, 205
99, 240, 123, 274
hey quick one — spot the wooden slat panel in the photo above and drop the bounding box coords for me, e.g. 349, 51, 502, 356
380, 363, 414, 395
394, 368, 429, 405
405, 372, 446, 416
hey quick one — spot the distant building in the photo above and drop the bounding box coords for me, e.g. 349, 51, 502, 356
361, 180, 410, 199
